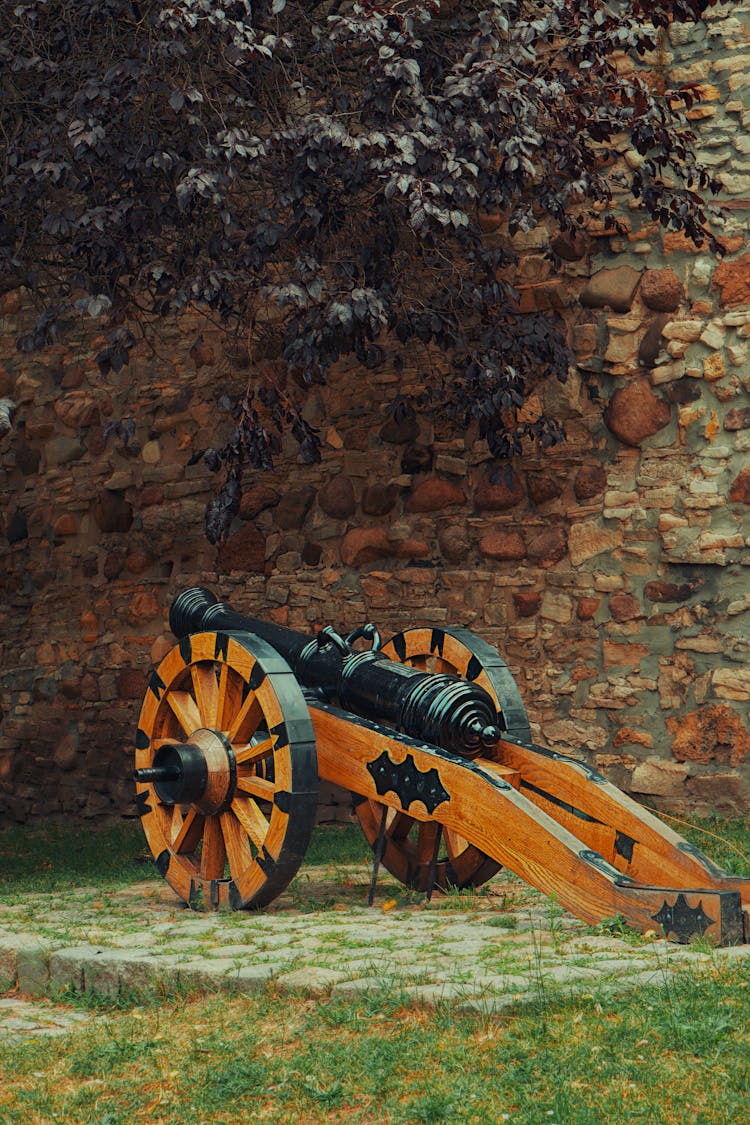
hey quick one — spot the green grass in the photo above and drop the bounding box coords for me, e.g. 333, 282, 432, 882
0, 820, 151, 898
0, 820, 371, 902
304, 822, 372, 867
662, 814, 750, 875
1, 961, 749, 1124
1, 816, 749, 1122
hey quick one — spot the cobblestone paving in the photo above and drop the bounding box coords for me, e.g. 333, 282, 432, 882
0, 996, 95, 1042
2, 868, 749, 1029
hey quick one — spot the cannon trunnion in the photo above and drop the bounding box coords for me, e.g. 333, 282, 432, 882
134, 588, 750, 944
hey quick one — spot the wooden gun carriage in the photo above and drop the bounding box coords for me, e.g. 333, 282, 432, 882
134, 588, 749, 945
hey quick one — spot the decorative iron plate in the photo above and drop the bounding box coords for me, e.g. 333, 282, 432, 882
652, 893, 714, 941
366, 750, 450, 814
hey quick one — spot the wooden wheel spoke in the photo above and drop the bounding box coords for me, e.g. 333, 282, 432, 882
192, 663, 221, 729
417, 820, 441, 864
386, 809, 414, 842
219, 667, 245, 734
170, 804, 183, 842
234, 737, 274, 765
227, 692, 263, 744
200, 815, 226, 879
445, 828, 469, 862
236, 774, 276, 801
220, 811, 253, 878
172, 807, 204, 854
166, 691, 201, 736
231, 796, 270, 851
214, 662, 230, 730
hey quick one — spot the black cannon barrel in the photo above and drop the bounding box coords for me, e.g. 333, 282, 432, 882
169, 587, 502, 756
170, 585, 343, 695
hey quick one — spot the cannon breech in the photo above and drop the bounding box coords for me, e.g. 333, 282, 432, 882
132, 587, 750, 945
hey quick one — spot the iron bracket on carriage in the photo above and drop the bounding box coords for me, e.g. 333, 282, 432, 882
133, 587, 750, 944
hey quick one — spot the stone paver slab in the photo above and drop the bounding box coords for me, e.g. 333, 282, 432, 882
234, 964, 277, 994
275, 966, 350, 995
49, 945, 107, 994
0, 998, 95, 1042
16, 941, 50, 996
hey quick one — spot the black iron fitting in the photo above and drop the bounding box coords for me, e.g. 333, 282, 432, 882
338, 649, 393, 712
133, 765, 180, 784
297, 638, 339, 699
169, 585, 220, 639
138, 742, 209, 806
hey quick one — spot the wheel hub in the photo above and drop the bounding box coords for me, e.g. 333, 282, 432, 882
134, 727, 236, 815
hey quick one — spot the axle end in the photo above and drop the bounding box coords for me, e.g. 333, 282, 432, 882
133, 765, 180, 784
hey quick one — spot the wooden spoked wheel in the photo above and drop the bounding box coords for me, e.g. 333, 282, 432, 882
134, 630, 317, 910
354, 626, 531, 893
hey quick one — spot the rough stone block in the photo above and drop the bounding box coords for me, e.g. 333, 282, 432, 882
473, 471, 525, 512
406, 477, 466, 513
274, 486, 316, 530
568, 521, 621, 567
361, 483, 398, 516
581, 266, 641, 312
729, 468, 750, 503
479, 530, 526, 561
540, 590, 573, 624
640, 269, 684, 312
526, 525, 568, 567
0, 935, 20, 988
218, 522, 266, 574
526, 471, 564, 505
340, 526, 391, 567
686, 773, 749, 817
711, 668, 750, 702
94, 489, 134, 533
45, 437, 85, 467
317, 475, 356, 520
668, 704, 750, 766
16, 941, 50, 996
713, 251, 750, 306
631, 758, 689, 798
604, 379, 671, 447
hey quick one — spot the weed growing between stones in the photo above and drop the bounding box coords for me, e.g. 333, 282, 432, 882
588, 913, 645, 944
484, 914, 520, 931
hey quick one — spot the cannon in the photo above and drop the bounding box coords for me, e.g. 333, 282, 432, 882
133, 588, 750, 944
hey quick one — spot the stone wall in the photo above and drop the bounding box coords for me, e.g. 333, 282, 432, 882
1, 4, 749, 823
